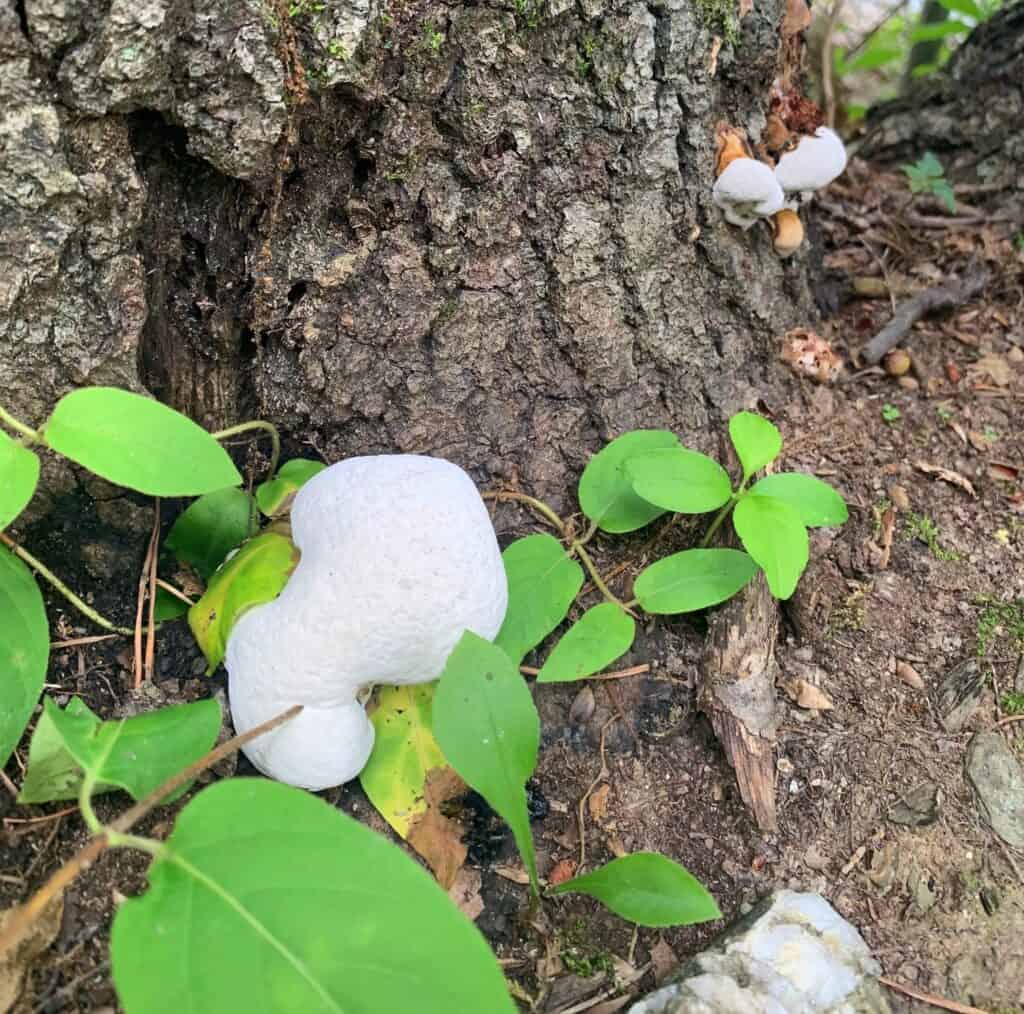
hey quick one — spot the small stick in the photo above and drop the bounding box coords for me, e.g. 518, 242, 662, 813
996, 714, 1024, 727
50, 634, 120, 649
0, 704, 302, 959
0, 768, 20, 797
143, 500, 160, 684
155, 579, 195, 606
577, 717, 617, 871
861, 264, 990, 365
4, 805, 79, 829
878, 976, 987, 1014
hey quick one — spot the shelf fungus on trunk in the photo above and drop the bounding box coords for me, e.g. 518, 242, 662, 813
224, 455, 508, 790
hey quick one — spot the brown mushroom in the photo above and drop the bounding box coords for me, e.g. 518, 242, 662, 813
772, 208, 804, 257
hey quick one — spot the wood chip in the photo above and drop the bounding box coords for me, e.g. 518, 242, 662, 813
915, 461, 977, 497
781, 677, 834, 711
649, 937, 678, 985
588, 784, 611, 823
447, 867, 484, 922
493, 864, 530, 885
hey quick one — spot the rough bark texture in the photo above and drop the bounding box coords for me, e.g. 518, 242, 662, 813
700, 569, 780, 831
2, 0, 817, 515
859, 0, 1024, 217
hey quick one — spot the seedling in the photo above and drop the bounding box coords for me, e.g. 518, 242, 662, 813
904, 512, 959, 561
882, 403, 902, 423
901, 152, 956, 213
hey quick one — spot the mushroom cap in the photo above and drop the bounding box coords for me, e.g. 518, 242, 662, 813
774, 127, 848, 195
226, 454, 508, 788
712, 158, 786, 229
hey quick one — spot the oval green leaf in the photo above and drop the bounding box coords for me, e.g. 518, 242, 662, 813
578, 430, 681, 533
550, 852, 721, 928
19, 696, 221, 804
255, 459, 326, 517
0, 546, 48, 769
43, 387, 241, 496
749, 472, 847, 528
494, 534, 584, 666
0, 431, 40, 531
166, 487, 256, 580
434, 631, 540, 892
153, 587, 189, 622
733, 495, 809, 600
628, 446, 732, 515
111, 779, 515, 1014
537, 604, 635, 683
634, 548, 758, 614
728, 412, 782, 481
188, 530, 299, 673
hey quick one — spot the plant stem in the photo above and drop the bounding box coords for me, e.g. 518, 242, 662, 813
699, 496, 738, 548
575, 520, 599, 548
481, 490, 567, 537
573, 542, 633, 615
0, 403, 41, 444
211, 420, 281, 477
0, 532, 137, 636
0, 704, 303, 959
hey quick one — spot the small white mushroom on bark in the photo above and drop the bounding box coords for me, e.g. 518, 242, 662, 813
773, 126, 848, 204
226, 455, 508, 790
712, 158, 786, 229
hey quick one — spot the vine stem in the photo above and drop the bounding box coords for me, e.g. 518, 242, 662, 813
0, 403, 41, 444
481, 490, 567, 537
211, 420, 281, 477
699, 496, 738, 548
0, 704, 303, 959
573, 542, 634, 615
0, 532, 137, 636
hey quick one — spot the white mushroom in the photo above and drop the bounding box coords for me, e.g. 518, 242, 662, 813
226, 454, 508, 790
773, 126, 848, 203
712, 158, 786, 229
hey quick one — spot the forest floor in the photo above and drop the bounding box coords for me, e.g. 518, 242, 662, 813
2, 157, 1023, 1014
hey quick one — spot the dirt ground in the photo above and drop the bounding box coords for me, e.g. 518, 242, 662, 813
2, 159, 1024, 1013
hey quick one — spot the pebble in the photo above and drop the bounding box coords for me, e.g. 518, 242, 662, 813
966, 732, 1024, 847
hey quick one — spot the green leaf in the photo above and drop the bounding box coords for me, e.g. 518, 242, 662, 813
494, 534, 583, 666
627, 447, 732, 515
111, 779, 515, 1014
537, 604, 635, 683
166, 488, 256, 580
936, 0, 982, 20
733, 495, 809, 600
749, 473, 848, 527
43, 387, 241, 496
360, 684, 445, 839
26, 696, 221, 802
153, 587, 189, 622
550, 852, 721, 928
433, 631, 540, 892
17, 698, 114, 804
910, 19, 970, 40
578, 430, 681, 533
255, 459, 326, 517
0, 546, 48, 769
0, 432, 39, 531
634, 549, 758, 614
844, 42, 903, 72
728, 412, 782, 481
188, 529, 299, 673
933, 180, 957, 213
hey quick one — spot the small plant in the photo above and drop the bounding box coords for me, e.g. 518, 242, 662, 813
576, 33, 598, 79
422, 21, 444, 53
936, 404, 953, 424
904, 512, 959, 561
882, 403, 902, 423
514, 0, 543, 30
1001, 692, 1024, 716
901, 152, 956, 213
326, 38, 348, 61
975, 596, 1024, 658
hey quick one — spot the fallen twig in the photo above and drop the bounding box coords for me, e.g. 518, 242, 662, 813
862, 263, 991, 365
878, 975, 988, 1013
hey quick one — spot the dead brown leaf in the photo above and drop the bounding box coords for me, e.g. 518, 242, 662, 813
588, 783, 611, 823
968, 353, 1013, 387
896, 661, 925, 690
549, 858, 577, 886
447, 867, 484, 922
407, 767, 469, 890
494, 864, 531, 885
782, 0, 811, 36
781, 676, 834, 711
650, 937, 679, 985
915, 461, 977, 498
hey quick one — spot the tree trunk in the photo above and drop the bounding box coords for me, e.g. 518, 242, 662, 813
1, 0, 817, 512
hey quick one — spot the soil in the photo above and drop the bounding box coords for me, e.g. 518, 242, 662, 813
3, 163, 1024, 1014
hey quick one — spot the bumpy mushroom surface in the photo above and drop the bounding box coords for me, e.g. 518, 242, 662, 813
712, 158, 786, 229
226, 454, 508, 790
774, 126, 848, 201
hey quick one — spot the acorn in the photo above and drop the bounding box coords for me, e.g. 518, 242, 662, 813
884, 348, 912, 377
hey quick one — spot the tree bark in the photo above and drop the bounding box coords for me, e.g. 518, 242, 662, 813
1, 0, 818, 514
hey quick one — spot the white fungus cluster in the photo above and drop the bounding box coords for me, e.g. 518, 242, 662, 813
225, 455, 509, 790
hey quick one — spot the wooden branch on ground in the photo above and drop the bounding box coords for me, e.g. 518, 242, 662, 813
861, 263, 990, 365
700, 571, 780, 832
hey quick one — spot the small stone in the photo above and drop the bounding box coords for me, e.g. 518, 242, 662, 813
888, 783, 940, 827
804, 842, 830, 871
966, 732, 1024, 847
1008, 346, 1024, 363
897, 375, 919, 390
896, 660, 925, 690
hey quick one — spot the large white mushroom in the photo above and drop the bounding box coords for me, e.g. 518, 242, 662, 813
225, 455, 508, 790
712, 157, 786, 229
774, 126, 848, 204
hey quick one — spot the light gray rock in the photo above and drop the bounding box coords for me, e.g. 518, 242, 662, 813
629, 891, 889, 1014
967, 731, 1024, 848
